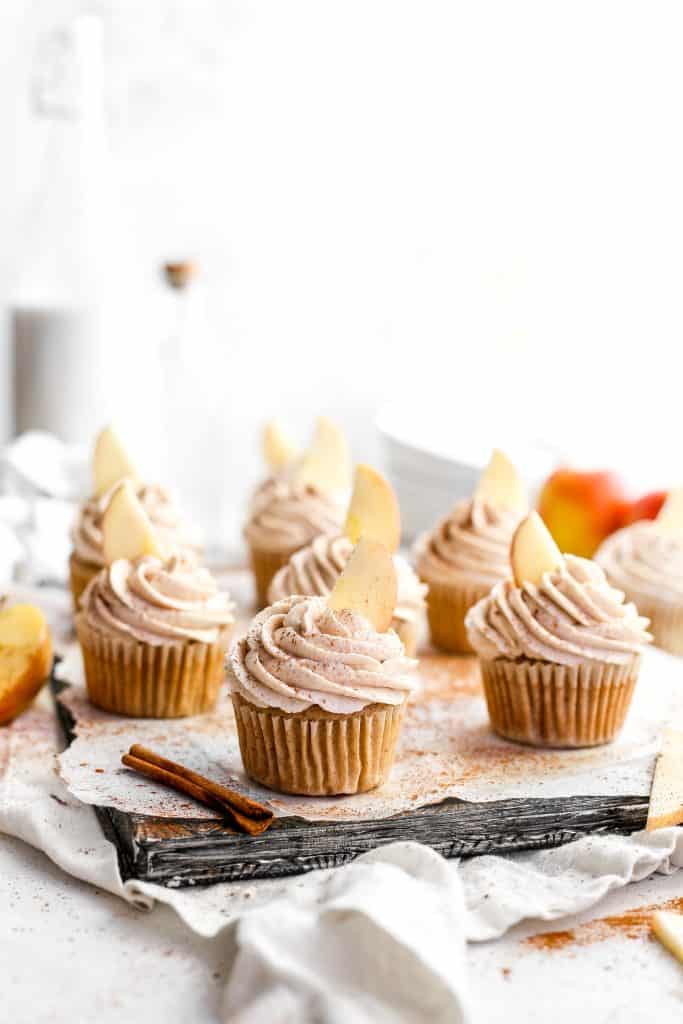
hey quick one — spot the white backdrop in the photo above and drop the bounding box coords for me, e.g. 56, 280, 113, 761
2, 1, 683, 546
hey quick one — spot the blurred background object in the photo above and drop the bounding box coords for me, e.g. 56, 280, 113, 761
2, 1, 683, 560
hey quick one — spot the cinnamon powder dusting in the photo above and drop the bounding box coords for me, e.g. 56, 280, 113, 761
525, 896, 683, 952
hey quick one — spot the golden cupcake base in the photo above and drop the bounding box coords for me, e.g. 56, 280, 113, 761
480, 655, 640, 748
424, 578, 491, 654
232, 691, 406, 795
69, 553, 100, 610
76, 617, 231, 718
248, 544, 300, 608
628, 598, 683, 656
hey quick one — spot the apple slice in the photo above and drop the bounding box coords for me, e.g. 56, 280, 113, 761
656, 489, 683, 535
474, 449, 528, 516
327, 538, 397, 632
0, 604, 53, 725
344, 464, 401, 553
296, 416, 351, 494
652, 911, 683, 965
101, 480, 164, 565
262, 420, 300, 472
510, 511, 564, 587
93, 425, 139, 498
646, 728, 683, 831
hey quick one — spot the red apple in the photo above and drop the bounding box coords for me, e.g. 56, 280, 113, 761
537, 468, 629, 558
621, 490, 668, 526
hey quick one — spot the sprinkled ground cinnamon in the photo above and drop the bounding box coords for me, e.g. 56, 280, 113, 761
525, 896, 683, 952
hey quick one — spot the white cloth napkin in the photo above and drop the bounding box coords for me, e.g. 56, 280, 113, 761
2, 689, 682, 1024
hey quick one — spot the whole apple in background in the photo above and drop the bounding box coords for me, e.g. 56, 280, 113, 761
621, 489, 668, 526
537, 468, 629, 558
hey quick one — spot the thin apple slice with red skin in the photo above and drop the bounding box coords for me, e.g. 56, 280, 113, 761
656, 488, 683, 535
101, 480, 164, 565
474, 449, 528, 516
344, 464, 401, 553
93, 425, 139, 498
262, 421, 300, 472
327, 538, 397, 632
296, 417, 351, 495
510, 511, 564, 588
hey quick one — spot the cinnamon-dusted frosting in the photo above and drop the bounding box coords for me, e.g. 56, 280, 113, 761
80, 556, 234, 646
243, 477, 343, 552
267, 534, 427, 627
416, 498, 522, 586
72, 484, 200, 569
465, 554, 651, 666
229, 595, 416, 714
597, 523, 683, 605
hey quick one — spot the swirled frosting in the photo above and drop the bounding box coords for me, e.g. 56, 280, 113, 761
80, 556, 234, 646
267, 534, 427, 626
597, 523, 683, 605
229, 595, 416, 714
72, 484, 201, 569
415, 498, 522, 586
465, 554, 651, 666
243, 477, 343, 552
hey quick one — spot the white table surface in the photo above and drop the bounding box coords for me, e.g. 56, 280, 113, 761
3, 832, 682, 1023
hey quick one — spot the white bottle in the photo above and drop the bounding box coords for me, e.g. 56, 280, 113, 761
10, 15, 119, 443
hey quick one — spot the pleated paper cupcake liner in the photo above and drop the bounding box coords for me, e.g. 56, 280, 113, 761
69, 554, 101, 611
628, 597, 683, 657
480, 655, 641, 748
232, 692, 406, 795
76, 616, 231, 718
424, 578, 492, 654
249, 543, 301, 609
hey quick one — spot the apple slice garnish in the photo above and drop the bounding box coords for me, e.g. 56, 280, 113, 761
344, 464, 401, 553
646, 728, 683, 831
656, 488, 683, 535
262, 420, 300, 472
102, 480, 164, 565
296, 416, 351, 494
510, 511, 564, 587
474, 449, 528, 515
327, 538, 397, 632
652, 910, 683, 965
0, 604, 53, 725
93, 425, 139, 498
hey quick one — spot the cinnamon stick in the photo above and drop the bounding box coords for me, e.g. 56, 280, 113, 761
121, 744, 273, 836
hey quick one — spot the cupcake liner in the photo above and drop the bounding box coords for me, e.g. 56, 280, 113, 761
249, 544, 300, 608
628, 597, 683, 657
480, 655, 641, 748
232, 692, 406, 795
392, 617, 419, 658
424, 578, 492, 654
76, 616, 231, 718
69, 554, 101, 611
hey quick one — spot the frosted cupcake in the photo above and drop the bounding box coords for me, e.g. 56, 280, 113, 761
597, 491, 683, 655
76, 482, 233, 717
267, 465, 427, 655
245, 417, 350, 606
69, 425, 200, 608
466, 512, 651, 748
229, 539, 415, 794
416, 450, 527, 653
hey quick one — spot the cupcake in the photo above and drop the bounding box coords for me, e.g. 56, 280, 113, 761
465, 512, 651, 748
267, 466, 427, 656
244, 417, 350, 606
76, 482, 233, 717
416, 450, 527, 653
229, 539, 416, 795
596, 492, 683, 655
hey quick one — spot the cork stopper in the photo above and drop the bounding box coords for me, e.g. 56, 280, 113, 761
163, 261, 198, 291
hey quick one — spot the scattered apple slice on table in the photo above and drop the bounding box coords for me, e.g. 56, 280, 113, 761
102, 480, 164, 565
93, 425, 139, 498
652, 911, 683, 965
656, 488, 683, 535
262, 420, 300, 472
510, 511, 564, 587
327, 538, 397, 632
474, 449, 528, 516
0, 604, 53, 726
344, 464, 401, 552
296, 416, 351, 495
646, 728, 683, 831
